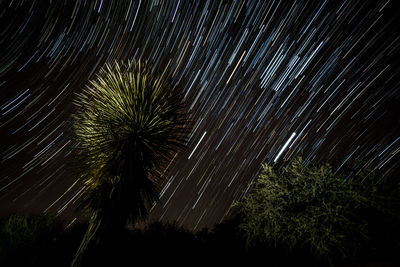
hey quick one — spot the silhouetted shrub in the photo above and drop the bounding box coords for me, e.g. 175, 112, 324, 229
0, 213, 63, 266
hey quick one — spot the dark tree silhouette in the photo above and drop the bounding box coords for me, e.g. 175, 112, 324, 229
71, 61, 189, 266
0, 214, 63, 266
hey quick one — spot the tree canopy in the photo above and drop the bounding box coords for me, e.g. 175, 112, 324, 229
235, 157, 399, 263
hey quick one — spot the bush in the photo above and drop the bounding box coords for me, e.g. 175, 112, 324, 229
235, 157, 398, 264
0, 213, 63, 266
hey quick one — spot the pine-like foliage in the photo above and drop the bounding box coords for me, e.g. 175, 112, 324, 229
235, 157, 389, 262
71, 61, 188, 266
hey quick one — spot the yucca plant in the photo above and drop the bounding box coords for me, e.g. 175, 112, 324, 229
71, 61, 189, 266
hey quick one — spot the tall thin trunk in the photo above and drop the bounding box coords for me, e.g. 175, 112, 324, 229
71, 212, 102, 267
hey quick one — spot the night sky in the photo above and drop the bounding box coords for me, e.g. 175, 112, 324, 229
1, 0, 400, 231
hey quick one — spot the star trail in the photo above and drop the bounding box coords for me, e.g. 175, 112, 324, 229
1, 0, 400, 230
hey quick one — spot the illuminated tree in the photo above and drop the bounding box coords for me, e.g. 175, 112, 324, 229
235, 157, 393, 263
71, 61, 188, 266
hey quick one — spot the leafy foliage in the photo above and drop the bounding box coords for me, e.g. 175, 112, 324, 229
0, 213, 62, 266
71, 61, 189, 265
235, 157, 394, 262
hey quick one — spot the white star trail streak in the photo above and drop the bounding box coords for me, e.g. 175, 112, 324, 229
274, 132, 297, 163
0, 0, 399, 229
188, 131, 207, 160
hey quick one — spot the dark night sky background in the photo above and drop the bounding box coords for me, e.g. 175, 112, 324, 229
1, 0, 400, 230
